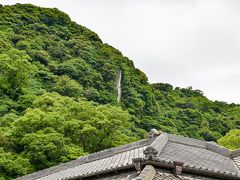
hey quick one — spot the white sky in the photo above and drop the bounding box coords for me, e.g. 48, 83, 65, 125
2, 0, 240, 103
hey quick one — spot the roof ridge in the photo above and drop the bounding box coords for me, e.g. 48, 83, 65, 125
85, 137, 155, 162
206, 142, 231, 157
133, 165, 156, 180
168, 133, 207, 148
231, 149, 240, 158
143, 133, 168, 160
167, 133, 236, 157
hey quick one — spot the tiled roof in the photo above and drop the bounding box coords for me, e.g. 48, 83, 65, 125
15, 138, 155, 180
137, 165, 217, 180
16, 133, 240, 180
38, 147, 145, 180
234, 156, 240, 171
160, 141, 237, 174
153, 173, 179, 180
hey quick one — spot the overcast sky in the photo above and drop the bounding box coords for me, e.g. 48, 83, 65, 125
2, 0, 240, 103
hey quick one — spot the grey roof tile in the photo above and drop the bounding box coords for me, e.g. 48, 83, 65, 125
134, 165, 156, 180
16, 133, 240, 180
158, 141, 239, 175
153, 173, 180, 180
148, 133, 168, 155
16, 137, 153, 180
153, 169, 219, 180
234, 156, 240, 171
207, 142, 231, 156
168, 134, 207, 148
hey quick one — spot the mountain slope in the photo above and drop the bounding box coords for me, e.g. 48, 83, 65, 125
0, 4, 239, 179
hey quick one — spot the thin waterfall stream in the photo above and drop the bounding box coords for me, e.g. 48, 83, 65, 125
116, 71, 122, 102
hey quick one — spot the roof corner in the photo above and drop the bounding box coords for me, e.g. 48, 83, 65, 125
231, 149, 240, 172
231, 149, 240, 158
206, 142, 231, 156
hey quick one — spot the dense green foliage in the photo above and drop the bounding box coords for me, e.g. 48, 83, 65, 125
218, 129, 240, 150
0, 4, 239, 179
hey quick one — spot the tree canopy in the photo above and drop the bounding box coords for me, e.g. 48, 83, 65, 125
0, 4, 239, 179
218, 129, 240, 150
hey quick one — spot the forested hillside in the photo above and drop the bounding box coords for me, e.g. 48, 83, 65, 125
0, 4, 239, 179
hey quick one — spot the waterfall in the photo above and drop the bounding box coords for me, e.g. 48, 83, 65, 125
116, 71, 122, 102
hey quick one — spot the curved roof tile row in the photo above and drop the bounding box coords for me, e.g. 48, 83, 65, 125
16, 133, 240, 180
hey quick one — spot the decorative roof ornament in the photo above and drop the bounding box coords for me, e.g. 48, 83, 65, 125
132, 157, 144, 174
143, 146, 159, 161
149, 128, 160, 138
173, 161, 184, 176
